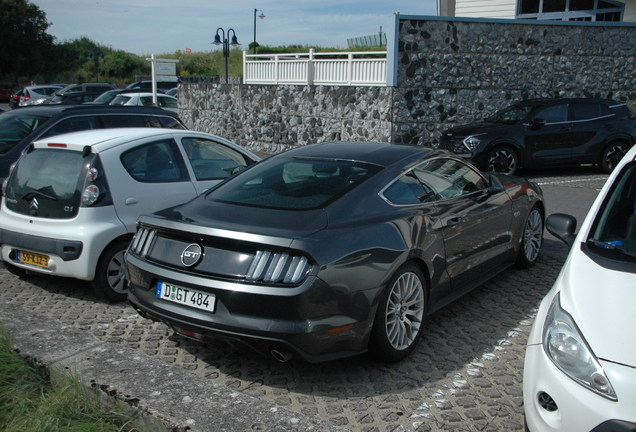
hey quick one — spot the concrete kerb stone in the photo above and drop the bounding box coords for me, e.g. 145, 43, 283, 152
0, 299, 347, 432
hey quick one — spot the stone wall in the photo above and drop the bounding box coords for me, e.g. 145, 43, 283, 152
179, 17, 636, 153
179, 83, 393, 154
393, 18, 636, 146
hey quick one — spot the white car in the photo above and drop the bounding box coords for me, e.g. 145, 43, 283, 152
523, 145, 636, 431
110, 92, 178, 114
0, 128, 259, 302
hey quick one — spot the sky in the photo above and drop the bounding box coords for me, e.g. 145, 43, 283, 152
30, 0, 438, 56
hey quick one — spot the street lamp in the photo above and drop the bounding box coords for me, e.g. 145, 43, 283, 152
213, 28, 240, 84
87, 50, 105, 82
253, 9, 265, 54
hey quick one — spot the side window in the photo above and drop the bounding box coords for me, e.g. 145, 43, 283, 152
383, 172, 432, 205
121, 139, 189, 183
571, 103, 610, 121
412, 158, 487, 200
159, 96, 178, 108
534, 104, 568, 124
181, 137, 247, 180
101, 115, 146, 128
156, 116, 185, 129
140, 96, 154, 106
39, 116, 100, 138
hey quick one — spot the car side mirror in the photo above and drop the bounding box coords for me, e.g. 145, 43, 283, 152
528, 118, 546, 129
546, 213, 578, 248
485, 172, 505, 194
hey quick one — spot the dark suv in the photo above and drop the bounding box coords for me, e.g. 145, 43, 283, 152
439, 98, 636, 175
0, 105, 185, 184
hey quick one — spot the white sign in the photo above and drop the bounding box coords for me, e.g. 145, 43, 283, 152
157, 62, 176, 76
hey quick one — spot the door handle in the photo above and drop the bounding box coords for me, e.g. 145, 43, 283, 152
125, 197, 138, 205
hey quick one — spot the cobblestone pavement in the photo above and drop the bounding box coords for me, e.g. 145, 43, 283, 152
0, 167, 608, 432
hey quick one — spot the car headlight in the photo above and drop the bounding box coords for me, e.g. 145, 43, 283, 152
462, 135, 483, 151
542, 293, 617, 401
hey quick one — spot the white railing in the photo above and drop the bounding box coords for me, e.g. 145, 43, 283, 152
243, 49, 387, 86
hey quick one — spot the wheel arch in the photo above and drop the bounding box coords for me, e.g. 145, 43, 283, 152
485, 141, 525, 167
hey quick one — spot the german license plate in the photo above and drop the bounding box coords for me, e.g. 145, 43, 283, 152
17, 250, 49, 268
155, 281, 215, 313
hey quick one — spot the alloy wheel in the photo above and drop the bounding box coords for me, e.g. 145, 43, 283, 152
385, 271, 425, 350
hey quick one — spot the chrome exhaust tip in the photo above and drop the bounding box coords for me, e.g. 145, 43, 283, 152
270, 349, 293, 362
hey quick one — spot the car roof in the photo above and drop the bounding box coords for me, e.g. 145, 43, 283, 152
3, 104, 182, 118
275, 141, 437, 167
30, 128, 229, 153
515, 98, 624, 106
116, 92, 176, 98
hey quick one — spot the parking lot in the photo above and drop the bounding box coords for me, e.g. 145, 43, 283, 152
0, 159, 607, 430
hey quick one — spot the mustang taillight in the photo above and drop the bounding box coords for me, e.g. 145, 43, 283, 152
131, 227, 156, 257
246, 250, 311, 284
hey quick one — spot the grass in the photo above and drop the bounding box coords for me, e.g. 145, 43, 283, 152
0, 324, 151, 432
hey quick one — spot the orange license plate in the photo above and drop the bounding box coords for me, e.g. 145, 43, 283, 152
17, 250, 49, 268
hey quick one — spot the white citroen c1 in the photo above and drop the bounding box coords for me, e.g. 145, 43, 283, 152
523, 146, 636, 431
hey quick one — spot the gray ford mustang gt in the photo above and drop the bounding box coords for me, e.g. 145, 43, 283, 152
126, 142, 544, 363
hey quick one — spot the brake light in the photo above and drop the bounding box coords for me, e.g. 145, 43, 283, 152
47, 143, 67, 148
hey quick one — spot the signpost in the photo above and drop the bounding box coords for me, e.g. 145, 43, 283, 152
146, 54, 179, 105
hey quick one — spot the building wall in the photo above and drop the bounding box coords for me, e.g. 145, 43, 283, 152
392, 17, 636, 146
454, 0, 516, 19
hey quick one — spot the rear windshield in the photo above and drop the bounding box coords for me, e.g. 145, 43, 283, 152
5, 149, 84, 219
0, 112, 51, 154
207, 157, 382, 210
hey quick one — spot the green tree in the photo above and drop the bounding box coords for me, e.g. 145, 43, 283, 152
0, 0, 56, 83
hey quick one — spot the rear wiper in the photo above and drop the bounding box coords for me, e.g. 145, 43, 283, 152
588, 238, 636, 259
21, 188, 57, 202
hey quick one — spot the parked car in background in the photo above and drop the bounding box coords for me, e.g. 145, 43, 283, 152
126, 142, 545, 363
523, 144, 636, 431
165, 88, 178, 98
9, 90, 23, 109
0, 89, 12, 103
19, 85, 67, 107
440, 98, 636, 176
85, 88, 166, 106
0, 128, 259, 301
110, 93, 178, 113
28, 83, 118, 106
47, 91, 104, 105
126, 80, 177, 92
0, 105, 185, 186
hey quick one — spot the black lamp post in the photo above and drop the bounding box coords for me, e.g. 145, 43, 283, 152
253, 9, 265, 54
87, 50, 105, 82
213, 28, 240, 84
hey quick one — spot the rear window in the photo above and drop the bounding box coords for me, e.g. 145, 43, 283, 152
111, 95, 131, 106
5, 149, 84, 219
0, 113, 51, 154
208, 157, 382, 210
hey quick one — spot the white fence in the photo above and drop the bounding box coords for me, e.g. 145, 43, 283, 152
243, 49, 387, 86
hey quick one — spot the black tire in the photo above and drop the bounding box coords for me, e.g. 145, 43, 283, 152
599, 141, 629, 174
516, 205, 544, 269
91, 239, 130, 302
487, 146, 519, 176
369, 262, 426, 363
2, 261, 28, 278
